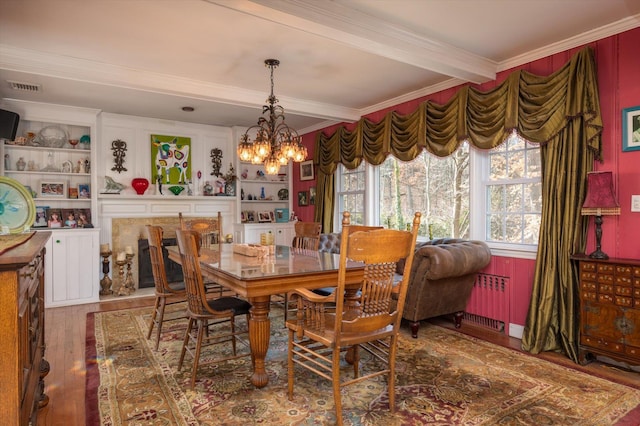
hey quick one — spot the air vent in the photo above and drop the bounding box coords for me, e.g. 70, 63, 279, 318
7, 80, 41, 93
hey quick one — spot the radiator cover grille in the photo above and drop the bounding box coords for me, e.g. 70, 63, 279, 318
464, 273, 509, 333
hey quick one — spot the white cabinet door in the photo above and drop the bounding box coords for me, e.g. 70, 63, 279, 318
237, 222, 295, 245
44, 229, 100, 307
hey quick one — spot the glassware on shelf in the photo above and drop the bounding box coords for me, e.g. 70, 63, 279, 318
69, 139, 79, 149
41, 151, 59, 172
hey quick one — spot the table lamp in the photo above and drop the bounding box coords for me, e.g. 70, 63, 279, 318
581, 171, 620, 260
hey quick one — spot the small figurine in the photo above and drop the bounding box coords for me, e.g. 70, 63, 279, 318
203, 181, 213, 196
103, 176, 126, 193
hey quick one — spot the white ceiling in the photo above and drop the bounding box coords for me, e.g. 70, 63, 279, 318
1, 0, 639, 134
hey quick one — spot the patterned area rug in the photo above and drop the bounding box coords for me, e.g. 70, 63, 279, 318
86, 304, 640, 425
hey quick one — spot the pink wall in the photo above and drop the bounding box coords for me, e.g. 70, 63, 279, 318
294, 27, 640, 328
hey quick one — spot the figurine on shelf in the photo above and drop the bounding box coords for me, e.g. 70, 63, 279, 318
203, 181, 213, 196
102, 176, 126, 194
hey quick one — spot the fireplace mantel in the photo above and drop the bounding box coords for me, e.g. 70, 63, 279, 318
98, 196, 237, 291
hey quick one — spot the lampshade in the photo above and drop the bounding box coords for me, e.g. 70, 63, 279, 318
581, 171, 620, 216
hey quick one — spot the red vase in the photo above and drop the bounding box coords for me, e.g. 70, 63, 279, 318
131, 178, 149, 195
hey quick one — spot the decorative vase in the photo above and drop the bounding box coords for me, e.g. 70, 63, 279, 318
225, 181, 236, 196
131, 178, 149, 195
16, 157, 26, 171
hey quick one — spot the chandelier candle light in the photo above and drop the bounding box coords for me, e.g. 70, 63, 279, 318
237, 59, 307, 175
581, 171, 620, 260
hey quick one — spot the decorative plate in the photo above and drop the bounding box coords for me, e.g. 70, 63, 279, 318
278, 188, 289, 200
0, 176, 36, 233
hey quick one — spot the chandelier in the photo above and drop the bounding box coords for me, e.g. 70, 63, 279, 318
237, 59, 307, 175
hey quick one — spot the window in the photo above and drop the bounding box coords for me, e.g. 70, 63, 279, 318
335, 162, 366, 227
332, 132, 541, 257
485, 132, 541, 245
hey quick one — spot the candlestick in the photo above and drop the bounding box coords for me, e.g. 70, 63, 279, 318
100, 243, 109, 253
117, 251, 126, 262
125, 245, 133, 255
99, 250, 112, 296
124, 253, 135, 293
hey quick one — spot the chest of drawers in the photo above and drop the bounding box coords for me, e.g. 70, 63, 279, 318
573, 254, 640, 366
0, 232, 51, 425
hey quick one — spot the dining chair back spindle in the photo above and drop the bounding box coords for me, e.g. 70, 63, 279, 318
285, 211, 421, 425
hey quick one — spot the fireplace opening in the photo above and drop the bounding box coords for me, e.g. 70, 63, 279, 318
137, 238, 183, 288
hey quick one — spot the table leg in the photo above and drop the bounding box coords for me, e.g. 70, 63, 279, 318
248, 295, 271, 388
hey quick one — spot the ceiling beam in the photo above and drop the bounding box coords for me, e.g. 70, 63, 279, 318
212, 0, 497, 84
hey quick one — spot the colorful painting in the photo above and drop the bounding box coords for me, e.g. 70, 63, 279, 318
150, 134, 191, 184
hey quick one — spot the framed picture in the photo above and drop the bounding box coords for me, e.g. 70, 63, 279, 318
298, 190, 308, 206
258, 211, 272, 223
309, 186, 316, 205
68, 186, 78, 199
622, 105, 640, 152
78, 184, 90, 199
274, 208, 289, 223
39, 181, 66, 198
246, 211, 256, 223
241, 211, 247, 222
150, 134, 191, 184
299, 160, 314, 181
269, 211, 275, 222
33, 206, 49, 228
74, 208, 93, 228
62, 208, 78, 228
47, 208, 63, 228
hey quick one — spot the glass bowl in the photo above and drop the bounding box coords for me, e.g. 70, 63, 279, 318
37, 126, 68, 148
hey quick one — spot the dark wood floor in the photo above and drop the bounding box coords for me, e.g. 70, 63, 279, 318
37, 298, 639, 425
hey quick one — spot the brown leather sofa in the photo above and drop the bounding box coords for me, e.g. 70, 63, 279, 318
318, 234, 491, 338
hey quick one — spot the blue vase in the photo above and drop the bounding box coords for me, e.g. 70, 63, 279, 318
261, 187, 266, 199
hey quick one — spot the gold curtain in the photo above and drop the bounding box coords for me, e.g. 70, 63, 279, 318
314, 47, 602, 361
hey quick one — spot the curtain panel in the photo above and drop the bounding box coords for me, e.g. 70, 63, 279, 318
314, 47, 602, 361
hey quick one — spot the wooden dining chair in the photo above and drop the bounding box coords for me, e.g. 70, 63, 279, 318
282, 221, 322, 321
179, 211, 222, 249
179, 211, 225, 296
145, 225, 187, 351
286, 211, 421, 426
291, 221, 322, 250
175, 229, 252, 389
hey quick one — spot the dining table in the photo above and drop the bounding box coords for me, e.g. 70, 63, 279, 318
166, 243, 364, 388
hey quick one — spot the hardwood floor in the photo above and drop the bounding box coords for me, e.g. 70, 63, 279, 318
38, 300, 639, 425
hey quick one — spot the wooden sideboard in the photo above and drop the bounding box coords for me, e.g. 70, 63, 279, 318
572, 254, 640, 366
0, 232, 51, 425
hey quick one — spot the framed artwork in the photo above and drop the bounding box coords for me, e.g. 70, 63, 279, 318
39, 181, 66, 198
299, 160, 314, 181
309, 186, 316, 205
622, 105, 640, 152
68, 186, 78, 199
150, 134, 191, 184
298, 190, 308, 206
246, 211, 256, 223
274, 208, 289, 223
74, 208, 93, 228
258, 211, 272, 223
78, 184, 90, 199
33, 206, 49, 228
241, 211, 247, 222
62, 208, 78, 228
47, 208, 63, 228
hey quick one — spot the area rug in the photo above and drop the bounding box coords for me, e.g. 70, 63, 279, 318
86, 304, 640, 425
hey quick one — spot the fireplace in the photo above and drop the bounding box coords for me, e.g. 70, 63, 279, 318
137, 237, 184, 288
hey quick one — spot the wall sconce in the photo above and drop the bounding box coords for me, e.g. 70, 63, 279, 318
581, 171, 620, 259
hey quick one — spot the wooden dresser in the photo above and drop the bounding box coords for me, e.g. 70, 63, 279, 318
0, 232, 51, 425
573, 254, 640, 366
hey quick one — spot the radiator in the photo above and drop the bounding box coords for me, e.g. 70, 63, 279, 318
464, 273, 509, 333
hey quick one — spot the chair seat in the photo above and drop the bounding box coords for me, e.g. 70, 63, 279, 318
167, 281, 186, 292
312, 287, 334, 296
207, 296, 252, 315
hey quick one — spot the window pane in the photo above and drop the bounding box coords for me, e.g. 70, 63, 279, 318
378, 145, 469, 238
505, 184, 523, 212
507, 150, 524, 179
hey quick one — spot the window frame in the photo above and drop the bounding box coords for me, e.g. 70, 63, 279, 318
333, 143, 540, 260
